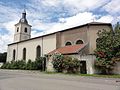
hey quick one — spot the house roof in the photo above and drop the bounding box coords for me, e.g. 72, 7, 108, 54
8, 22, 112, 46
48, 44, 86, 55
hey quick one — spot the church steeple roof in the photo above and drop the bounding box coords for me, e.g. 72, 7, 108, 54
19, 9, 28, 24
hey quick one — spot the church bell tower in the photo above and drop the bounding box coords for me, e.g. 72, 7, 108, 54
14, 10, 32, 42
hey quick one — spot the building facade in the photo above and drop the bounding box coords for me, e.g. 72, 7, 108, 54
7, 11, 112, 74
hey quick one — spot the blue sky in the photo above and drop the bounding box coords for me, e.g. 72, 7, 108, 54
0, 0, 120, 52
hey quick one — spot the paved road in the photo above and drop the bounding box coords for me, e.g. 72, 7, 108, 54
0, 69, 120, 90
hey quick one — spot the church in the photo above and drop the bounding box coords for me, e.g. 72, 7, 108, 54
7, 11, 112, 74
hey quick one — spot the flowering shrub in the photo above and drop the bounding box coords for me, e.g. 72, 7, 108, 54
52, 54, 80, 73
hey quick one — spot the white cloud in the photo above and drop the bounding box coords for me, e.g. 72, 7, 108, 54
0, 4, 20, 52
3, 20, 18, 34
97, 15, 113, 23
31, 31, 45, 37
103, 0, 120, 15
41, 0, 60, 7
0, 34, 13, 52
45, 12, 95, 34
30, 20, 51, 31
0, 4, 20, 21
63, 0, 110, 12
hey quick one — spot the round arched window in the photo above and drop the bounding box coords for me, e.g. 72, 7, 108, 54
76, 40, 84, 44
13, 49, 16, 60
17, 27, 19, 32
65, 42, 72, 46
23, 48, 26, 60
36, 45, 41, 58
24, 27, 27, 33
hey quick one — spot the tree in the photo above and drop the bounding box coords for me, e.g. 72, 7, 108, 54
95, 23, 120, 74
0, 52, 7, 63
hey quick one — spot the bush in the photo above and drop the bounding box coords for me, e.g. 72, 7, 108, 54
63, 56, 80, 73
35, 57, 46, 71
52, 54, 64, 72
1, 62, 11, 69
52, 54, 80, 73
26, 59, 37, 70
1, 57, 46, 71
9, 60, 19, 69
17, 60, 26, 69
1, 60, 26, 70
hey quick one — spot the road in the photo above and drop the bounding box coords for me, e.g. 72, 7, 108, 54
0, 69, 120, 90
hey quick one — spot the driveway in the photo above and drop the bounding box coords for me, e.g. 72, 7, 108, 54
0, 69, 120, 90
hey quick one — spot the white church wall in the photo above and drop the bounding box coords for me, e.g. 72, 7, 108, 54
7, 33, 57, 62
43, 34, 56, 55
17, 37, 43, 62
14, 24, 21, 42
7, 44, 18, 61
14, 24, 31, 42
21, 25, 31, 41
21, 24, 31, 35
20, 24, 31, 41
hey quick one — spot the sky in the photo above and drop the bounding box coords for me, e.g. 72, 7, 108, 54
0, 0, 120, 53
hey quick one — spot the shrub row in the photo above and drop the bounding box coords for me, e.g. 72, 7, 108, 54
1, 57, 46, 71
1, 54, 80, 73
52, 54, 80, 73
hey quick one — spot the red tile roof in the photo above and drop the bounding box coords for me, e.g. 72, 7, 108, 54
48, 44, 85, 55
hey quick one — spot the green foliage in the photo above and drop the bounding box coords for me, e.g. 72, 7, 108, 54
63, 56, 80, 73
1, 62, 11, 69
1, 60, 26, 69
0, 52, 7, 63
95, 23, 120, 74
52, 54, 64, 72
1, 57, 46, 71
17, 60, 26, 69
52, 54, 80, 73
25, 59, 36, 70
35, 57, 46, 71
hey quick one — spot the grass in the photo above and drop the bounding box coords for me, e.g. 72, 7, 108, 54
44, 71, 120, 78
79, 74, 120, 78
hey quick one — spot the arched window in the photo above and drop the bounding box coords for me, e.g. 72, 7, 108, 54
76, 40, 84, 44
17, 27, 19, 32
23, 48, 26, 60
13, 49, 16, 60
65, 41, 72, 46
24, 27, 27, 33
36, 45, 41, 58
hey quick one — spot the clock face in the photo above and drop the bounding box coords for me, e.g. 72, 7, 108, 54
21, 19, 25, 22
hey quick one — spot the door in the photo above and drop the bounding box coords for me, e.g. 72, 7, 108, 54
80, 61, 87, 74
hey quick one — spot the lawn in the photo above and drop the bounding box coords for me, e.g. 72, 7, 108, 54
45, 72, 120, 78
